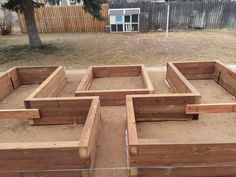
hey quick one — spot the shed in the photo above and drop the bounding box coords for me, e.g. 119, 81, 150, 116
108, 8, 140, 32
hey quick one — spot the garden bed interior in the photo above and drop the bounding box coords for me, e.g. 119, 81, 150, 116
75, 65, 154, 106
0, 66, 58, 109
0, 70, 85, 143
0, 69, 92, 142
137, 61, 236, 142
0, 73, 81, 110
0, 66, 86, 124
0, 66, 101, 175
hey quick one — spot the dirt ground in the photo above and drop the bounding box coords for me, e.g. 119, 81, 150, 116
0, 70, 236, 176
89, 76, 144, 90
1, 30, 236, 71
137, 77, 236, 142
190, 79, 236, 103
0, 85, 39, 109
58, 73, 82, 97
0, 74, 85, 143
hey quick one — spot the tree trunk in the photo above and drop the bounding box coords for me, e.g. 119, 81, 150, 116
22, 0, 42, 48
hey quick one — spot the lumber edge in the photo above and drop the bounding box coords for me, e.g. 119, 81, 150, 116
186, 103, 236, 114
0, 109, 40, 119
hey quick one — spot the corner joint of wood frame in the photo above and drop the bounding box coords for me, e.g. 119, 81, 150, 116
129, 168, 138, 177
79, 147, 89, 158
81, 170, 91, 177
130, 145, 138, 156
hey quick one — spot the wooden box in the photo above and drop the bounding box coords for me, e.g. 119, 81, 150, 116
127, 60, 236, 177
75, 64, 154, 106
0, 96, 100, 177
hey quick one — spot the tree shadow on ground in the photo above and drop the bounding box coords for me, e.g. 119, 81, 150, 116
0, 44, 59, 64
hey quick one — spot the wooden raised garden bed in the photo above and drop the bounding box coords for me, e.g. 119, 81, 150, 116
127, 60, 236, 177
127, 94, 236, 177
168, 61, 236, 114
75, 64, 154, 106
0, 66, 59, 120
0, 66, 101, 177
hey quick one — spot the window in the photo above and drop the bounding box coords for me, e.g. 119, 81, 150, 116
125, 15, 130, 23
110, 15, 124, 32
132, 24, 139, 31
132, 14, 139, 23
124, 14, 139, 32
117, 24, 123, 32
111, 24, 117, 32
116, 16, 123, 24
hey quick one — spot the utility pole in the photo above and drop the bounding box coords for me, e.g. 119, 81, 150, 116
165, 0, 170, 38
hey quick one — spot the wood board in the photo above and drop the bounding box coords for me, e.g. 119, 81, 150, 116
75, 65, 154, 106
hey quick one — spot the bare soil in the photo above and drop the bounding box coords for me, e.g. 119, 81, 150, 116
89, 76, 144, 90
0, 119, 84, 143
190, 79, 236, 103
0, 74, 84, 143
0, 84, 39, 109
148, 71, 172, 93
57, 73, 82, 97
137, 79, 236, 142
93, 106, 128, 177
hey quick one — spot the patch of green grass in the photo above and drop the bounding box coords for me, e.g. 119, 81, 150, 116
0, 38, 8, 46
0, 43, 59, 64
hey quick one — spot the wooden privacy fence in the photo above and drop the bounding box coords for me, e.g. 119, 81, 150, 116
110, 0, 236, 31
18, 4, 108, 33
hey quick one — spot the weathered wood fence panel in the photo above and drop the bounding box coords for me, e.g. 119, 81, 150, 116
109, 0, 236, 31
18, 4, 108, 33
18, 1, 236, 33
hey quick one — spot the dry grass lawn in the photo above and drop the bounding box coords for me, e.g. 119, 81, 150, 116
0, 29, 236, 71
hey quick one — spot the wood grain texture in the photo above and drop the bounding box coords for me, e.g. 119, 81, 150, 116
0, 109, 40, 119
18, 5, 108, 33
131, 94, 200, 121
26, 66, 66, 99
75, 65, 153, 106
134, 165, 236, 177
212, 61, 236, 97
131, 140, 236, 166
76, 67, 93, 91
7, 67, 21, 89
92, 65, 142, 78
79, 98, 101, 168
172, 61, 216, 80
186, 103, 236, 114
166, 62, 200, 94
127, 96, 139, 156
76, 89, 150, 106
127, 61, 236, 177
25, 97, 93, 125
0, 97, 100, 176
17, 66, 58, 85
0, 72, 14, 100
0, 141, 89, 170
